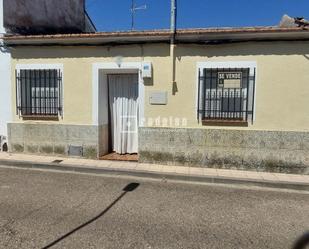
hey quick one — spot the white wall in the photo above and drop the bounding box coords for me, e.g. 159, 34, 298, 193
0, 0, 3, 34
0, 0, 12, 139
0, 51, 11, 137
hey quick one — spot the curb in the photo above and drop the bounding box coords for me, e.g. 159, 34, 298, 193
0, 159, 309, 191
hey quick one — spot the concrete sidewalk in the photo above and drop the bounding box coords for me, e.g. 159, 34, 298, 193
0, 152, 308, 191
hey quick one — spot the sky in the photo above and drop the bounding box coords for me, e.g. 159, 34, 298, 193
86, 0, 309, 32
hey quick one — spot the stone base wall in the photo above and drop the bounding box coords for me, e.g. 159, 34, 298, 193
7, 123, 109, 159
139, 127, 309, 174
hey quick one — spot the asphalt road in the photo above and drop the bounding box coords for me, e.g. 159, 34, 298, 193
0, 167, 308, 249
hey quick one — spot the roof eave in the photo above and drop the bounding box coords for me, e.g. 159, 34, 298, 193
4, 28, 309, 46
177, 30, 309, 43
3, 35, 171, 46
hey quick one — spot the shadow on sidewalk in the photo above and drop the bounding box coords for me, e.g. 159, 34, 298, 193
42, 182, 140, 249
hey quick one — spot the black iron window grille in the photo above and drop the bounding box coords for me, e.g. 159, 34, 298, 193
16, 69, 63, 117
197, 67, 256, 124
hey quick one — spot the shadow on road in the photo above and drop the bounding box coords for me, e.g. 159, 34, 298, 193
42, 182, 140, 249
292, 232, 309, 249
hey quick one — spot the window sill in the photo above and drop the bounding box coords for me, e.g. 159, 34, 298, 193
21, 115, 59, 121
202, 119, 248, 127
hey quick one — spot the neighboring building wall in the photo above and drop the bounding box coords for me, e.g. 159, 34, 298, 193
0, 49, 11, 137
0, 0, 11, 149
3, 0, 89, 34
7, 42, 309, 172
0, 0, 3, 34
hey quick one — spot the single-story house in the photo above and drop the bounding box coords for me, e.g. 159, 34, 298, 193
3, 27, 309, 174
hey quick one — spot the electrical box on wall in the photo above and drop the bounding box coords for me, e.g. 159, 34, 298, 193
142, 62, 152, 78
149, 91, 168, 105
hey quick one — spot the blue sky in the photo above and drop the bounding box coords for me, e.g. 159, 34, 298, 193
86, 0, 309, 31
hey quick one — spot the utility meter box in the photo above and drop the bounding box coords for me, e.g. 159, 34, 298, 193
142, 62, 152, 78
149, 91, 168, 105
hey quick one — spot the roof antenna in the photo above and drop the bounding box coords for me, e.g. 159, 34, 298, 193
131, 0, 147, 31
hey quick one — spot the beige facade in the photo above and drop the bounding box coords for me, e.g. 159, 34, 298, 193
6, 39, 309, 173
10, 41, 309, 131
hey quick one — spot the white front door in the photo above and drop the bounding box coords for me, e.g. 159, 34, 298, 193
108, 74, 139, 154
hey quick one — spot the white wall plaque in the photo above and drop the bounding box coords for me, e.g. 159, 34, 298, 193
149, 91, 168, 105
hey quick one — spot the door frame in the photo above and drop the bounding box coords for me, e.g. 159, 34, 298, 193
92, 62, 145, 126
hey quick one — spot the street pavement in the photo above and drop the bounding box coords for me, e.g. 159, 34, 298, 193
0, 167, 308, 249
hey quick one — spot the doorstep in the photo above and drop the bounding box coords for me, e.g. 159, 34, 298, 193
0, 152, 308, 191
99, 152, 138, 162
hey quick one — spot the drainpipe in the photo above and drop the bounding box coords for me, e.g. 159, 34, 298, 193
170, 0, 177, 94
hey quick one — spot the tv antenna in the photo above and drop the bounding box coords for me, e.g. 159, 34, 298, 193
131, 0, 147, 30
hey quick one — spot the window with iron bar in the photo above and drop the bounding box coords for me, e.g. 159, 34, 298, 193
16, 69, 63, 117
197, 67, 256, 125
